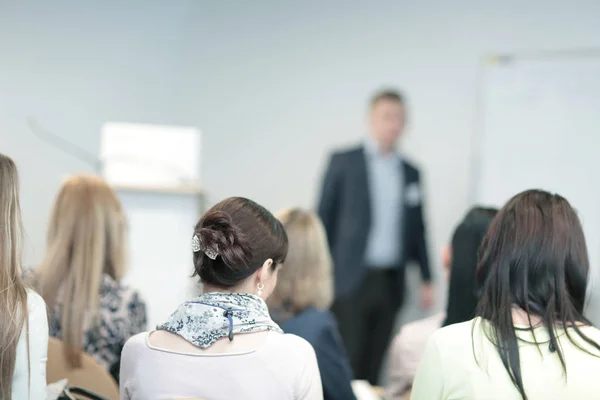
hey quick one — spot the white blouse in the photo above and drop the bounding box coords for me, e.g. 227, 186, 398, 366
120, 331, 323, 400
13, 290, 48, 399
411, 317, 600, 400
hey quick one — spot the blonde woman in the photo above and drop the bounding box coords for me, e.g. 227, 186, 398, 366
0, 153, 48, 399
28, 175, 147, 382
269, 208, 356, 400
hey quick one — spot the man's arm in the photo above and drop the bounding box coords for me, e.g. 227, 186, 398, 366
317, 153, 343, 250
413, 171, 433, 309
414, 171, 431, 283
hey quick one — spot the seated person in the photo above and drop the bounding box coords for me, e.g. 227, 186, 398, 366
120, 197, 323, 400
0, 153, 48, 399
26, 175, 147, 382
269, 208, 356, 400
411, 190, 600, 399
387, 207, 497, 399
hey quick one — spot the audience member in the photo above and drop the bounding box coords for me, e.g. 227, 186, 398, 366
411, 190, 600, 400
27, 174, 147, 382
386, 207, 496, 399
120, 197, 323, 400
269, 208, 356, 400
441, 207, 498, 327
0, 153, 48, 399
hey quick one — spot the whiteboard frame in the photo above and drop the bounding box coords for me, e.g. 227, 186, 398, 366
468, 48, 600, 204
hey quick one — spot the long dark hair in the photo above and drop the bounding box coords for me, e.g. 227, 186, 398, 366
476, 189, 600, 400
443, 206, 497, 327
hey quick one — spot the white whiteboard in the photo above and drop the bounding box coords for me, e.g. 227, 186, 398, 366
474, 53, 600, 324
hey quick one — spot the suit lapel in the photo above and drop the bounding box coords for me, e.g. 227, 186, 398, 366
400, 161, 409, 228
358, 146, 372, 219
401, 161, 416, 186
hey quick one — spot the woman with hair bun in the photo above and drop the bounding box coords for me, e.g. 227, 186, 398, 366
120, 197, 323, 400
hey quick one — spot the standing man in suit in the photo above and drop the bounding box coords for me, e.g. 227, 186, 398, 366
317, 89, 433, 385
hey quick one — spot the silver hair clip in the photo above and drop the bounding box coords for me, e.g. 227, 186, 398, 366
192, 235, 202, 252
192, 234, 219, 260
204, 248, 218, 260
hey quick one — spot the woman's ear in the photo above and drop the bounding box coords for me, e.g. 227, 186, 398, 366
256, 258, 274, 283
441, 245, 452, 272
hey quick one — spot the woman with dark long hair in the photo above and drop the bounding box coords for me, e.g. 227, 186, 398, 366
442, 207, 497, 327
411, 190, 600, 400
387, 206, 496, 399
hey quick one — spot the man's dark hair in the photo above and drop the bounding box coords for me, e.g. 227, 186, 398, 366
370, 89, 405, 108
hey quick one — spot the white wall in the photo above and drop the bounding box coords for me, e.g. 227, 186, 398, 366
2, 1, 600, 309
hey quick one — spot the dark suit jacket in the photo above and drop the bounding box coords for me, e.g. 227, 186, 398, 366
318, 145, 431, 299
281, 308, 356, 400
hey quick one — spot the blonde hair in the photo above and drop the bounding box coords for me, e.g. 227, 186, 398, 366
0, 154, 29, 400
38, 174, 126, 367
268, 208, 333, 320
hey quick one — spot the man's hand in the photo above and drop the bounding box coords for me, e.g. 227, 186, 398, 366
420, 283, 434, 309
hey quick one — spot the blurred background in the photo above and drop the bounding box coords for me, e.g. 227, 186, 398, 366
2, 0, 600, 337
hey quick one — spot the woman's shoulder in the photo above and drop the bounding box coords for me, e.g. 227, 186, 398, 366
427, 318, 479, 350
98, 276, 148, 333
267, 331, 316, 358
23, 289, 48, 351
25, 289, 47, 316
273, 331, 315, 347
123, 332, 150, 352
99, 275, 146, 308
281, 308, 337, 337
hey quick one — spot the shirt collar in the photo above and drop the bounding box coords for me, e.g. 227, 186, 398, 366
364, 137, 401, 162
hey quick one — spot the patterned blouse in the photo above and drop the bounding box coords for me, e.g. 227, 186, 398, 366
25, 270, 147, 382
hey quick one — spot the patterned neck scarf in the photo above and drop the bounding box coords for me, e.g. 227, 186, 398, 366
157, 292, 282, 348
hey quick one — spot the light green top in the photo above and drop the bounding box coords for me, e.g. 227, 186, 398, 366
411, 317, 600, 400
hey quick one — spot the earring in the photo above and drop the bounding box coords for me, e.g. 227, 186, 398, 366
257, 282, 264, 297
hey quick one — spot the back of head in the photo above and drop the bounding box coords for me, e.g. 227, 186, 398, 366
267, 208, 333, 321
38, 174, 126, 367
193, 197, 288, 289
0, 153, 28, 399
443, 206, 497, 327
476, 189, 598, 399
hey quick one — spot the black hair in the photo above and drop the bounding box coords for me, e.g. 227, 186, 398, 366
475, 189, 600, 400
443, 206, 497, 327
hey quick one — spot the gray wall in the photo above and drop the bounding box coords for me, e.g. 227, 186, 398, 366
2, 1, 600, 311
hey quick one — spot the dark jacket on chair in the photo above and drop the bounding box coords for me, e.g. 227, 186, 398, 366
281, 308, 356, 400
317, 145, 431, 299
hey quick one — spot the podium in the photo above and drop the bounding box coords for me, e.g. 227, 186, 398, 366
100, 122, 203, 329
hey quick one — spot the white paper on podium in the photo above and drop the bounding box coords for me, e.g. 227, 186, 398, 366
100, 122, 201, 187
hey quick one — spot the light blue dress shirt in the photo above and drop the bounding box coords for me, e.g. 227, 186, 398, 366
363, 139, 403, 268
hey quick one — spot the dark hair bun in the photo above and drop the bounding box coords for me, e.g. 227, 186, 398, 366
193, 211, 252, 287
192, 197, 288, 289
